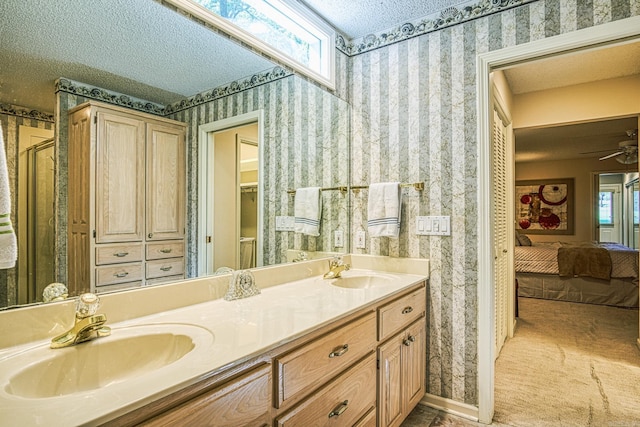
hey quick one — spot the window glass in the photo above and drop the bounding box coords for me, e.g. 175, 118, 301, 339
191, 0, 331, 81
599, 191, 613, 225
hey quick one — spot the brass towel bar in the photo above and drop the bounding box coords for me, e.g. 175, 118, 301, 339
287, 182, 424, 195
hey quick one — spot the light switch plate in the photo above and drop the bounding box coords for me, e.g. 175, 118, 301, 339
355, 230, 366, 249
334, 230, 344, 248
416, 216, 450, 236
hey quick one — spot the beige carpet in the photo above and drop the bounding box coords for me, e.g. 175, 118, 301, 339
494, 297, 640, 426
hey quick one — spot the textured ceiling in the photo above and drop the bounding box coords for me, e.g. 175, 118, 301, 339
302, 0, 470, 39
503, 42, 640, 95
0, 0, 275, 113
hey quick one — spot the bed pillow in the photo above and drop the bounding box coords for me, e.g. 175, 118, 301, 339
517, 233, 532, 246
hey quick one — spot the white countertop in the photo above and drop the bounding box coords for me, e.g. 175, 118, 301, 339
0, 256, 428, 426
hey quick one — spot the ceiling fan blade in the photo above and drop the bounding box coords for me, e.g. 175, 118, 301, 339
580, 148, 619, 155
599, 151, 624, 161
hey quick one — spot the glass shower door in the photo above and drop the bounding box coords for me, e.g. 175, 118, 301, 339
26, 140, 55, 302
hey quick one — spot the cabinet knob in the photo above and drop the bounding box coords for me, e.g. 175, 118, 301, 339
160, 248, 172, 253
403, 335, 416, 346
114, 272, 129, 278
160, 266, 173, 272
113, 252, 129, 257
148, 233, 153, 239
401, 306, 413, 314
328, 400, 349, 418
328, 344, 349, 358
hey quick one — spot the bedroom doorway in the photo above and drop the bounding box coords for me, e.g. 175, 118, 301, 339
477, 17, 640, 423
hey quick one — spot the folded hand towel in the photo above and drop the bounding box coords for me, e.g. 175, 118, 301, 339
367, 182, 401, 238
0, 123, 17, 269
294, 187, 322, 236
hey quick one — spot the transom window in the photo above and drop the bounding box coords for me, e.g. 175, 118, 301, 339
184, 0, 335, 88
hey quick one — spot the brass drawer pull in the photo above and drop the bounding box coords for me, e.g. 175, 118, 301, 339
328, 344, 349, 358
328, 400, 349, 418
113, 252, 129, 257
159, 248, 172, 253
160, 266, 173, 272
402, 306, 414, 314
114, 272, 129, 278
403, 335, 416, 346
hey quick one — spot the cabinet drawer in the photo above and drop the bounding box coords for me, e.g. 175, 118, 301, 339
276, 312, 376, 407
95, 263, 143, 286
354, 407, 377, 427
378, 286, 426, 342
95, 243, 143, 265
276, 354, 376, 427
95, 281, 142, 294
145, 275, 184, 286
141, 363, 271, 427
146, 241, 184, 260
146, 258, 184, 279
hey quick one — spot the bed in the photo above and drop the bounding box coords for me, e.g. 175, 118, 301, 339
515, 241, 639, 308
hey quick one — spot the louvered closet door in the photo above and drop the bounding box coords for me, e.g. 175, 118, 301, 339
492, 108, 509, 358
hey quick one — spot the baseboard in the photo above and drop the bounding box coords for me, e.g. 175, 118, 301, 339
420, 393, 479, 422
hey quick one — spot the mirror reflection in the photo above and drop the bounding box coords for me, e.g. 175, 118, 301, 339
0, 0, 349, 309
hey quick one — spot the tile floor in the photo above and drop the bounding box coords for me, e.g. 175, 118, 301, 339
401, 404, 492, 427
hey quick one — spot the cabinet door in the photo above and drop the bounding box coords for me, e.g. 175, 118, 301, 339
378, 335, 404, 427
141, 364, 271, 427
378, 317, 426, 427
403, 317, 426, 413
146, 122, 185, 241
96, 111, 145, 243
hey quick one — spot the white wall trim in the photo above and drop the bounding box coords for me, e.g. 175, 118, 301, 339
197, 110, 264, 275
421, 393, 479, 422
477, 15, 640, 424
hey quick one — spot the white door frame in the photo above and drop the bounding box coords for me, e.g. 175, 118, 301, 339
197, 110, 264, 276
477, 15, 640, 423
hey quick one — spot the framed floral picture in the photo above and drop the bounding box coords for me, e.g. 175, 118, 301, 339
515, 178, 574, 235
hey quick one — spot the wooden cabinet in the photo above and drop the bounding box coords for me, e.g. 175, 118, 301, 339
68, 102, 186, 294
140, 364, 271, 427
275, 354, 377, 427
275, 312, 377, 407
377, 287, 427, 427
106, 281, 427, 427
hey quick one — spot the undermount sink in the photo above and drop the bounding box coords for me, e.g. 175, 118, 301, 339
2, 323, 214, 399
327, 270, 397, 289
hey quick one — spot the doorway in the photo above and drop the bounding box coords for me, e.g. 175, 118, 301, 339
477, 17, 640, 423
198, 110, 263, 275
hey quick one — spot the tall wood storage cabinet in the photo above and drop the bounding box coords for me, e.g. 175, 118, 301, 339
67, 102, 186, 295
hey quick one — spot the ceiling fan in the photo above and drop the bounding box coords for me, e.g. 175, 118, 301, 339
582, 130, 638, 164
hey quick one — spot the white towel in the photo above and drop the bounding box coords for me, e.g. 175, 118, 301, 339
0, 123, 17, 269
294, 187, 322, 236
367, 182, 402, 238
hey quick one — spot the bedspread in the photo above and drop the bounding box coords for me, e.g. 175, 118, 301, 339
515, 242, 638, 280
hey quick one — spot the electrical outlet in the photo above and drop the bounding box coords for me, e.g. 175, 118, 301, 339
334, 230, 344, 248
355, 230, 366, 249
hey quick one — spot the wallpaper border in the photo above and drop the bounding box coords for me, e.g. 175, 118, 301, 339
336, 0, 538, 56
0, 103, 54, 123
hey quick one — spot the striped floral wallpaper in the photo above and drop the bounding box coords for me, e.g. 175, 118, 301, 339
0, 107, 54, 307
346, 0, 639, 406
167, 69, 350, 274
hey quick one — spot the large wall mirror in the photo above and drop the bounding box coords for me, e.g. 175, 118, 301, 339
0, 0, 349, 309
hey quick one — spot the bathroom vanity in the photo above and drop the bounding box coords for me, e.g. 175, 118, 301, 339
0, 255, 428, 426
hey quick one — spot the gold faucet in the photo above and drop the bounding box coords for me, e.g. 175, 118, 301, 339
323, 256, 351, 279
50, 293, 111, 349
